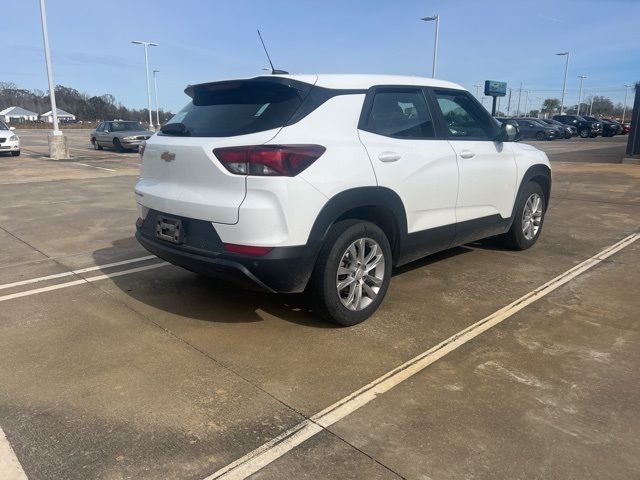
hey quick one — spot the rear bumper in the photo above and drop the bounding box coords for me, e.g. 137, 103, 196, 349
135, 210, 319, 293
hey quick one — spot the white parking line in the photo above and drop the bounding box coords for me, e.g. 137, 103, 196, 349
73, 162, 117, 172
206, 232, 640, 480
0, 255, 157, 291
0, 427, 28, 480
0, 262, 169, 303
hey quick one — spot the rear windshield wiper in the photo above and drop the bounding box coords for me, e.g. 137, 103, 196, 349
160, 122, 191, 136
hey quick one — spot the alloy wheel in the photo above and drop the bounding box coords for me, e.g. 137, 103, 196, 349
336, 238, 385, 311
522, 193, 543, 240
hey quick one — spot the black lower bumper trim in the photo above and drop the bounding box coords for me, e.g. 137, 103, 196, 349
136, 229, 318, 294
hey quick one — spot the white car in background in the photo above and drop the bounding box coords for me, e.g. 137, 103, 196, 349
135, 74, 551, 326
0, 121, 20, 156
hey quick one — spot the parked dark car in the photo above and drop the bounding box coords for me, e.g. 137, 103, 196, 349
553, 115, 602, 138
583, 116, 620, 137
509, 118, 557, 140
602, 118, 624, 136
539, 118, 575, 139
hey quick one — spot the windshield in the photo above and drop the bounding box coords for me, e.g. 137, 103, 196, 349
0, 121, 9, 130
162, 79, 311, 137
111, 121, 144, 131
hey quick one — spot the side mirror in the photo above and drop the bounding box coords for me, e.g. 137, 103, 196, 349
9, 126, 15, 131
499, 122, 518, 142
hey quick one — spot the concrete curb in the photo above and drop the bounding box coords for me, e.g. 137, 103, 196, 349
622, 157, 640, 165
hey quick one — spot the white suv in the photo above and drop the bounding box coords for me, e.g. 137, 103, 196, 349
135, 74, 550, 326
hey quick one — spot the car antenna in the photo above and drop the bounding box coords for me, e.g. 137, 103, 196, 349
257, 29, 289, 75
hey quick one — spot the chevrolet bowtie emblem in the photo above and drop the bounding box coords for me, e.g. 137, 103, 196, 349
161, 151, 176, 162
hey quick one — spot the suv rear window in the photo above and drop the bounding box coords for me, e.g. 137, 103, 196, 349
163, 79, 312, 137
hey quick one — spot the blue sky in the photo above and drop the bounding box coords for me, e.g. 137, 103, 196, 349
4, 0, 639, 112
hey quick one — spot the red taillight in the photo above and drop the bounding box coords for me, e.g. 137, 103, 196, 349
223, 243, 273, 256
213, 145, 326, 176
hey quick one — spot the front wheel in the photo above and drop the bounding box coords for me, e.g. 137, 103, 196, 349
311, 220, 392, 326
535, 131, 545, 141
92, 138, 102, 150
579, 129, 590, 138
502, 181, 546, 250
11, 150, 20, 157
113, 138, 125, 153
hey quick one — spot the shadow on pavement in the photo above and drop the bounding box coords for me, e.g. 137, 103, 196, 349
94, 238, 475, 329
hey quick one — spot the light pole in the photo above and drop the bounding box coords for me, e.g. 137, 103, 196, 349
589, 94, 594, 116
523, 90, 529, 116
576, 75, 587, 115
420, 15, 439, 78
153, 70, 160, 129
622, 84, 632, 123
38, 0, 69, 159
131, 40, 158, 131
556, 52, 570, 115
516, 82, 523, 116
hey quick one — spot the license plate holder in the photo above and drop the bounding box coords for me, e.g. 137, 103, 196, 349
156, 217, 184, 244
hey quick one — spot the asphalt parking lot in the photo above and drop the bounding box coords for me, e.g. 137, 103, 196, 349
1, 130, 639, 480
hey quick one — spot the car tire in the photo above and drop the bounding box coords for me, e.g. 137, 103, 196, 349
310, 219, 392, 326
92, 138, 103, 150
113, 138, 124, 153
11, 150, 20, 157
579, 129, 590, 138
535, 132, 545, 141
590, 133, 598, 138
502, 181, 546, 251
564, 132, 572, 139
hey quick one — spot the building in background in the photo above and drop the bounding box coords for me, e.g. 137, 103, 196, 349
0, 106, 39, 123
41, 108, 76, 123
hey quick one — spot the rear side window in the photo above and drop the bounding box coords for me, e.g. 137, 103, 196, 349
364, 89, 435, 139
432, 89, 497, 140
163, 79, 311, 137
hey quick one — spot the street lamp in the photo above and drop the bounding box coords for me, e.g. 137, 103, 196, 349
38, 0, 69, 159
622, 84, 632, 123
577, 75, 587, 115
153, 70, 160, 129
556, 52, 570, 115
131, 40, 158, 131
420, 15, 440, 78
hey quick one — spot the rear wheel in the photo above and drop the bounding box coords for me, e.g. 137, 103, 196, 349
11, 150, 20, 157
311, 220, 392, 326
564, 131, 572, 139
502, 181, 546, 250
113, 138, 124, 153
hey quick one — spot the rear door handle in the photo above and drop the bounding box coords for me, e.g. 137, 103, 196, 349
459, 150, 476, 159
378, 152, 401, 162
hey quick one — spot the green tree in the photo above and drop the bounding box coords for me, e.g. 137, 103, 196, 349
541, 98, 561, 114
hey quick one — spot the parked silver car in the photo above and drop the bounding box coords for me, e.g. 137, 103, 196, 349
90, 121, 154, 152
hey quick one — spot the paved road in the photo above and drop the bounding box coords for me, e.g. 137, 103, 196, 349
0, 130, 638, 479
